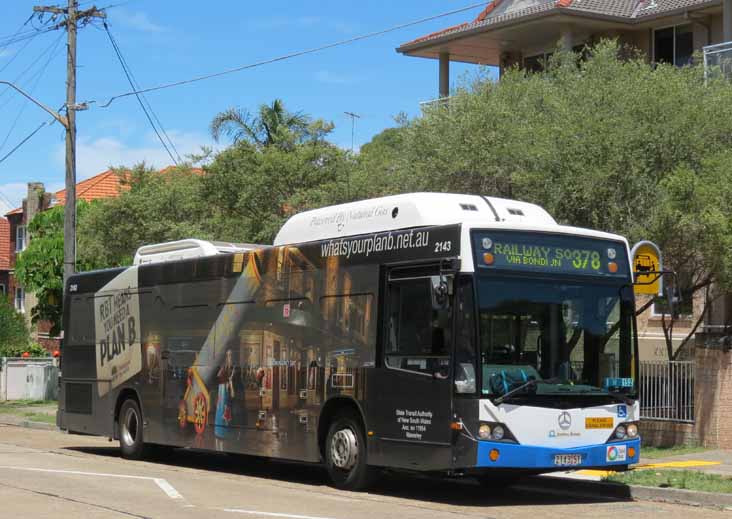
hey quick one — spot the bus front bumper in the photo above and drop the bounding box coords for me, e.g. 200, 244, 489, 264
476, 438, 640, 469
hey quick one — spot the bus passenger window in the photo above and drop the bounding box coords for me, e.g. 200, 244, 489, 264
385, 277, 451, 376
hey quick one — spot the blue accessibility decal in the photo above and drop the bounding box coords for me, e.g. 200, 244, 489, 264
617, 405, 627, 418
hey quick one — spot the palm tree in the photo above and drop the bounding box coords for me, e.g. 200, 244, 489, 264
210, 99, 311, 148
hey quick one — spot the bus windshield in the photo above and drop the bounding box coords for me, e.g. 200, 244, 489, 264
476, 277, 636, 400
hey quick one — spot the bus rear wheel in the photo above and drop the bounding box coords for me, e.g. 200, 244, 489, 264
324, 413, 375, 491
119, 399, 146, 460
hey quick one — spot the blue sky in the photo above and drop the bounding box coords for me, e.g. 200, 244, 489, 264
0, 1, 494, 213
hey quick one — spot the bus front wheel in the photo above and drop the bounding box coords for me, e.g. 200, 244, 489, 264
119, 399, 146, 460
324, 413, 375, 491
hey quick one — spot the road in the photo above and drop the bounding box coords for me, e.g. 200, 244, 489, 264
0, 424, 726, 519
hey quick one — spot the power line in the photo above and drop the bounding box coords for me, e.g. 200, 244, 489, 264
0, 30, 66, 110
98, 1, 491, 107
102, 21, 180, 164
0, 119, 51, 165
0, 31, 64, 153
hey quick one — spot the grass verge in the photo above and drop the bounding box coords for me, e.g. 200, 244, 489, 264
641, 445, 708, 459
22, 412, 56, 424
607, 470, 732, 494
0, 400, 56, 408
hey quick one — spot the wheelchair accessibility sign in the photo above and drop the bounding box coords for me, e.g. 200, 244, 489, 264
617, 405, 627, 418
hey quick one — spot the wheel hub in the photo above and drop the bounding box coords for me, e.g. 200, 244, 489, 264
122, 407, 138, 446
331, 428, 358, 470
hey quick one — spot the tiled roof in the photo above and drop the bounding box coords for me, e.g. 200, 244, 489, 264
5, 166, 202, 217
0, 217, 9, 270
400, 0, 719, 49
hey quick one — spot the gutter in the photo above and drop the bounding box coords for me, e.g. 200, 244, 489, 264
397, 0, 721, 55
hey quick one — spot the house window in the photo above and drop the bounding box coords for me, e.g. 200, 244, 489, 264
654, 24, 694, 66
652, 287, 694, 317
0, 284, 5, 296
15, 287, 24, 313
15, 225, 26, 252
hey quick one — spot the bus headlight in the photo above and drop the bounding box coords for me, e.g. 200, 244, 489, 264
491, 425, 505, 441
614, 425, 627, 439
627, 423, 638, 438
478, 422, 516, 442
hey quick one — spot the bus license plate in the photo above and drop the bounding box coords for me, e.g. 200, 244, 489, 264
554, 454, 582, 467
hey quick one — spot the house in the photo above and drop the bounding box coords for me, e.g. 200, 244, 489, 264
0, 217, 9, 304
6, 166, 199, 350
398, 0, 732, 98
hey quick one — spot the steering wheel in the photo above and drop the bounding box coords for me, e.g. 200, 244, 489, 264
489, 372, 508, 395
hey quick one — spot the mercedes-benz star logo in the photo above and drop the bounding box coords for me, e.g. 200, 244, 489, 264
558, 411, 572, 430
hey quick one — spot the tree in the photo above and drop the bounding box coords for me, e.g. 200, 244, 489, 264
210, 99, 334, 149
0, 299, 35, 357
376, 41, 732, 358
79, 164, 210, 267
14, 201, 100, 336
201, 140, 352, 244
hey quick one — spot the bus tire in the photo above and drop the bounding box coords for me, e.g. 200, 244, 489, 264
119, 399, 146, 460
324, 413, 374, 491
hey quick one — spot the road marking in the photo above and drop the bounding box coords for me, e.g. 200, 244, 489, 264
223, 509, 337, 519
0, 465, 186, 501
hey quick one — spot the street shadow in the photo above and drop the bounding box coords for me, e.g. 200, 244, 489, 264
64, 445, 631, 507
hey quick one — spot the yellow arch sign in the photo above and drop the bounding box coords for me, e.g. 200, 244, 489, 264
631, 241, 663, 296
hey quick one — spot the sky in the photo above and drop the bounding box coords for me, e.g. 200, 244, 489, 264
0, 1, 496, 214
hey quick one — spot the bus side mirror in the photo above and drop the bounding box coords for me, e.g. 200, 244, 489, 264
431, 276, 452, 309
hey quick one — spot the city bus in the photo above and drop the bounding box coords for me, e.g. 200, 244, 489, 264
58, 193, 640, 490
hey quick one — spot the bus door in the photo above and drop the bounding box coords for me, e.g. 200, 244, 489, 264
369, 265, 454, 470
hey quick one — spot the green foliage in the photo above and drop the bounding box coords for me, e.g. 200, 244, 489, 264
607, 469, 732, 494
210, 98, 334, 149
79, 164, 210, 266
201, 140, 352, 243
14, 201, 99, 336
0, 299, 36, 357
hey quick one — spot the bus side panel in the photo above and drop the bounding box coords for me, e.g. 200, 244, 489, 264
134, 245, 379, 462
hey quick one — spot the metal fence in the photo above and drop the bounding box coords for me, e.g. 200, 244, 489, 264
704, 41, 732, 82
639, 360, 694, 423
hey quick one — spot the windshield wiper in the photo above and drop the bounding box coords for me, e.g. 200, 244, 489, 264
493, 378, 560, 405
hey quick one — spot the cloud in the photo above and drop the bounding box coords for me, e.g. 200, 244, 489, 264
53, 130, 217, 180
0, 182, 29, 212
115, 10, 167, 33
315, 70, 356, 85
249, 16, 322, 30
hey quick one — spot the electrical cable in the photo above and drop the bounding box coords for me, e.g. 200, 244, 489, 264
0, 120, 51, 165
0, 31, 67, 109
97, 1, 491, 107
0, 32, 64, 153
102, 21, 180, 164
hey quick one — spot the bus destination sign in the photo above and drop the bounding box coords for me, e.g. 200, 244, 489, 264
474, 231, 629, 277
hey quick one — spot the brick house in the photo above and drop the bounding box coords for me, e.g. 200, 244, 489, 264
398, 0, 732, 98
6, 166, 201, 351
0, 217, 10, 304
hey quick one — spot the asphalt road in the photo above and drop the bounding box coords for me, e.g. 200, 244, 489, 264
0, 424, 726, 519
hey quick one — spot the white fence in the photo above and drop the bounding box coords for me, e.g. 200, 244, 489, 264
0, 357, 59, 401
639, 360, 695, 423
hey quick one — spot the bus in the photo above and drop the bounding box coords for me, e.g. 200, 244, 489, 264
58, 193, 640, 490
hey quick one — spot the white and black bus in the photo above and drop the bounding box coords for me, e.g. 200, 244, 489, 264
58, 193, 640, 490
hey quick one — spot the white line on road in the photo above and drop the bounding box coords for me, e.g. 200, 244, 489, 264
223, 509, 337, 519
0, 465, 186, 501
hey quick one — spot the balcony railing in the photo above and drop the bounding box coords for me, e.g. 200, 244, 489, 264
704, 41, 732, 82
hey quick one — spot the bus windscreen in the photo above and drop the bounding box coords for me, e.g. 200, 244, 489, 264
474, 231, 629, 278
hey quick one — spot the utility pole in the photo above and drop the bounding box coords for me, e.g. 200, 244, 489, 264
344, 111, 360, 200
33, 2, 105, 290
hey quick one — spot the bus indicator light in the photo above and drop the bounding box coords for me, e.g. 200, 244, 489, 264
628, 447, 636, 458
608, 262, 618, 273
483, 253, 495, 265
489, 449, 500, 462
